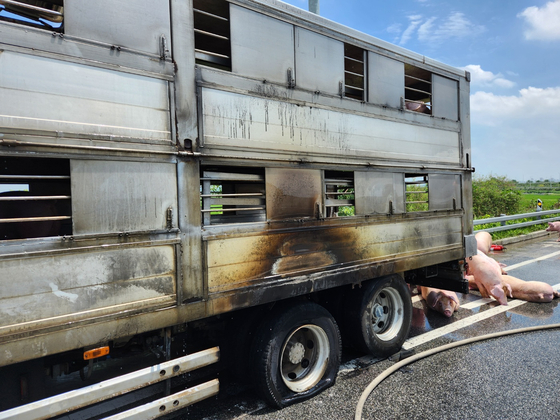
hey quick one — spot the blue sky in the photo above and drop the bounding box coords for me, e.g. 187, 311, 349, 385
282, 0, 560, 182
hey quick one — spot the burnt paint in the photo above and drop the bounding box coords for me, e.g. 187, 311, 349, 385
209, 246, 463, 316
207, 220, 464, 315
206, 224, 363, 293
206, 215, 463, 293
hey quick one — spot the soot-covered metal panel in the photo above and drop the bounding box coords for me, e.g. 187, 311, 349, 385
0, 244, 176, 335
265, 167, 322, 220
201, 88, 461, 164
205, 216, 463, 293
428, 173, 461, 211
355, 171, 405, 215
71, 160, 177, 234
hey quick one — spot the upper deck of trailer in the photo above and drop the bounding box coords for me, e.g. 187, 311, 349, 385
233, 0, 467, 79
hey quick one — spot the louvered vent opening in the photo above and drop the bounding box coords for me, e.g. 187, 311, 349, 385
193, 0, 231, 71
0, 156, 72, 240
324, 171, 355, 217
344, 43, 365, 101
405, 174, 429, 212
404, 64, 432, 114
201, 167, 265, 225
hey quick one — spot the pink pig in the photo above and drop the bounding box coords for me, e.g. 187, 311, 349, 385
545, 221, 560, 242
466, 250, 513, 305
418, 286, 460, 317
475, 231, 492, 254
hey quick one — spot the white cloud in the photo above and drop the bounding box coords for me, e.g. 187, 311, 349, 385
386, 23, 402, 34
518, 0, 560, 40
399, 15, 423, 45
426, 12, 485, 42
462, 65, 515, 89
471, 86, 560, 126
417, 17, 436, 41
470, 87, 560, 180
399, 12, 484, 45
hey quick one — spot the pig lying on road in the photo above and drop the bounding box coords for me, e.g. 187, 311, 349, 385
469, 232, 558, 304
466, 250, 513, 305
469, 274, 560, 303
546, 221, 560, 242
418, 286, 460, 317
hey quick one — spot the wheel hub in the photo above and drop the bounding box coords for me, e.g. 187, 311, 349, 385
369, 287, 405, 341
280, 324, 330, 393
287, 342, 306, 364
373, 303, 384, 319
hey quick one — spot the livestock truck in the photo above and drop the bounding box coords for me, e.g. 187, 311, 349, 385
0, 0, 476, 417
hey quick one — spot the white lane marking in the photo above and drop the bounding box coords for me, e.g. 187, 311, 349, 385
412, 295, 422, 304
404, 282, 560, 350
461, 298, 495, 309
503, 250, 560, 271
402, 299, 527, 350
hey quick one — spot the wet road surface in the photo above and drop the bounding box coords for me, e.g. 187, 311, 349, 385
165, 235, 560, 420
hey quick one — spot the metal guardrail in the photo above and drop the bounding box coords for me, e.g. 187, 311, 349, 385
474, 209, 560, 233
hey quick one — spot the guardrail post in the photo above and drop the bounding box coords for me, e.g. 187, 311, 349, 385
500, 214, 506, 227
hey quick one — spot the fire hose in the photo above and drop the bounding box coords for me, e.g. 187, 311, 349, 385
355, 323, 560, 420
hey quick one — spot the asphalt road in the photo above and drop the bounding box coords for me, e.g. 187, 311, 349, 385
166, 234, 560, 420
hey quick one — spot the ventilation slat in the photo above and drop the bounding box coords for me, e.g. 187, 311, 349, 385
0, 195, 71, 201
201, 167, 266, 225
194, 0, 231, 71
0, 215, 71, 223
193, 7, 229, 22
405, 175, 429, 212
0, 157, 72, 240
324, 171, 355, 217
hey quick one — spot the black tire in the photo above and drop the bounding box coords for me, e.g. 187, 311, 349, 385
251, 301, 341, 408
343, 275, 412, 357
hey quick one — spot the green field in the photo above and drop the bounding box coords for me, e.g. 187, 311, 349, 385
520, 193, 560, 212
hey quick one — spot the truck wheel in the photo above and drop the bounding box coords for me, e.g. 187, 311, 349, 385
251, 302, 341, 408
343, 275, 412, 357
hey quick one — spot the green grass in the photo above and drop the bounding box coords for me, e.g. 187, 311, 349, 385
520, 193, 560, 212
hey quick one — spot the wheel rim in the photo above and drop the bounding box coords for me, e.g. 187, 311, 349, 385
369, 286, 405, 342
280, 324, 330, 392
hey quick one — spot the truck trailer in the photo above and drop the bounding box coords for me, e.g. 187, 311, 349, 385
0, 0, 476, 417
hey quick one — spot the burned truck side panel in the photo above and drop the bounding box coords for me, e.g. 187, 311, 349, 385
194, 0, 472, 306
0, 0, 473, 414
